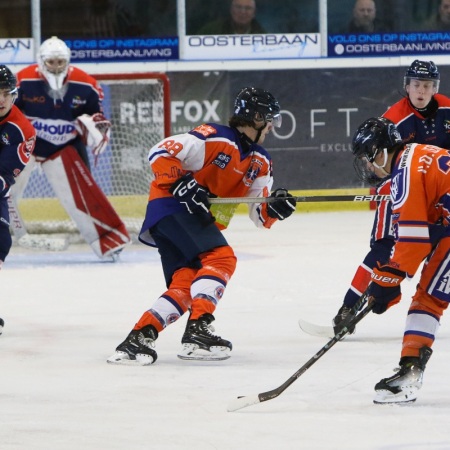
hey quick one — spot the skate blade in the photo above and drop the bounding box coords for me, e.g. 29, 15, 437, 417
177, 343, 231, 361
373, 388, 418, 405
106, 351, 155, 366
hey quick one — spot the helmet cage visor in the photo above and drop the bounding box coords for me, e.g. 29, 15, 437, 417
353, 155, 383, 186
254, 110, 282, 128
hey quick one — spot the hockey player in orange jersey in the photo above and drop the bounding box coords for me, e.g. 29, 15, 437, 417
107, 87, 296, 365
351, 116, 450, 404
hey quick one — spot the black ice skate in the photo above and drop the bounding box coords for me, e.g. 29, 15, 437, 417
107, 325, 158, 366
178, 313, 232, 361
374, 346, 433, 404
332, 305, 356, 336
0, 317, 4, 335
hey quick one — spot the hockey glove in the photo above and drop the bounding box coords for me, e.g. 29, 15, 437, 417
367, 263, 405, 314
267, 188, 296, 220
76, 113, 111, 157
169, 173, 211, 215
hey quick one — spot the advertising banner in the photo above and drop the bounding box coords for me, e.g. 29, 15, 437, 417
169, 66, 429, 190
183, 33, 321, 60
65, 37, 179, 62
0, 38, 34, 64
328, 32, 450, 57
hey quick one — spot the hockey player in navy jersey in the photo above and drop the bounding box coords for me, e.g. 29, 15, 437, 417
12, 36, 130, 260
0, 65, 37, 335
333, 60, 450, 334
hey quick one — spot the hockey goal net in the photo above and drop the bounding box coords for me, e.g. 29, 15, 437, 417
15, 72, 170, 242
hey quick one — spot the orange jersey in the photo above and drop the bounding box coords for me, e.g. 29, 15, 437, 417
140, 123, 277, 245
389, 143, 450, 276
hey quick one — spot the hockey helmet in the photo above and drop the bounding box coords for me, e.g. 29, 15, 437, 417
352, 117, 403, 185
0, 65, 17, 95
233, 87, 282, 128
403, 60, 440, 92
38, 36, 71, 91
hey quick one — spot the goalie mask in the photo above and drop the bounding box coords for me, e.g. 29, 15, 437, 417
403, 60, 440, 92
352, 117, 403, 186
0, 65, 17, 96
233, 87, 282, 129
38, 36, 71, 92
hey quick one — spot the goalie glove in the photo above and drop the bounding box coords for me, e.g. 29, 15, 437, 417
367, 263, 405, 314
267, 188, 296, 220
169, 173, 211, 215
76, 113, 111, 157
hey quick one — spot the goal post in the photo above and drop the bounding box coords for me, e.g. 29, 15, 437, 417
15, 72, 171, 242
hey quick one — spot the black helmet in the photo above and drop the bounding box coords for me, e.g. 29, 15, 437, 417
352, 117, 403, 185
404, 60, 440, 92
233, 87, 281, 128
0, 65, 17, 94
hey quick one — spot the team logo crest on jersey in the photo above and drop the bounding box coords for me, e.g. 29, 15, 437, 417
71, 96, 87, 109
243, 158, 263, 186
1, 133, 10, 145
192, 124, 217, 137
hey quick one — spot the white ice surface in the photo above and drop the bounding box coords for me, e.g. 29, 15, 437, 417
2, 211, 450, 450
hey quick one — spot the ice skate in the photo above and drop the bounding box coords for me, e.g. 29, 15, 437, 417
0, 317, 4, 335
374, 346, 432, 404
107, 325, 158, 365
178, 313, 232, 361
332, 305, 356, 335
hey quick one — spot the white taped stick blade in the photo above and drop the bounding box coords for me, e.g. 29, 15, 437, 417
298, 318, 335, 339
227, 394, 260, 412
18, 233, 69, 251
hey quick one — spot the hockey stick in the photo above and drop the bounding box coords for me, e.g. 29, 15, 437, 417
227, 294, 373, 412
7, 196, 69, 252
209, 194, 390, 205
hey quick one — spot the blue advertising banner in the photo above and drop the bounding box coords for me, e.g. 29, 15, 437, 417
328, 32, 450, 57
65, 37, 179, 62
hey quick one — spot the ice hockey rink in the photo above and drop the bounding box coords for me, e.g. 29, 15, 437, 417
2, 210, 450, 450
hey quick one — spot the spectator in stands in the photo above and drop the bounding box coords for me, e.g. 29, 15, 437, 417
422, 0, 450, 31
197, 0, 266, 35
342, 0, 391, 33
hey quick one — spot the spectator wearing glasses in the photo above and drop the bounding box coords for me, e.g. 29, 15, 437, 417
197, 0, 266, 35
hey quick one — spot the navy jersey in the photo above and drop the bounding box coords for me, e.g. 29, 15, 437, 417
0, 104, 36, 197
383, 93, 450, 149
15, 64, 104, 159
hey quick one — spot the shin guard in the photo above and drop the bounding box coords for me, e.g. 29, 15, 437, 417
42, 146, 130, 259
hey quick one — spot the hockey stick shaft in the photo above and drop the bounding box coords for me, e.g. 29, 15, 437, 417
227, 294, 373, 412
209, 194, 390, 205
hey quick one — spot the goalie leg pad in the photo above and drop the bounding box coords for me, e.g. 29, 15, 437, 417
42, 146, 131, 259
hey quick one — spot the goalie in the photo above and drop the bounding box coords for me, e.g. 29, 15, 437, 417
12, 36, 130, 260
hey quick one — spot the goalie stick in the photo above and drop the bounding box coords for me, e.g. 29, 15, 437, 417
7, 196, 69, 252
227, 292, 372, 412
209, 194, 390, 205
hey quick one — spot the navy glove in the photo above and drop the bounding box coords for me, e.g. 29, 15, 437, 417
169, 173, 211, 215
368, 263, 405, 314
267, 188, 296, 220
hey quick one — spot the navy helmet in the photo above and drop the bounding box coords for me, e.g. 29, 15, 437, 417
0, 65, 17, 95
352, 117, 403, 185
404, 60, 440, 92
233, 87, 281, 128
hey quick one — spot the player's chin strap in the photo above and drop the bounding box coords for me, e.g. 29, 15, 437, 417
252, 121, 267, 144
